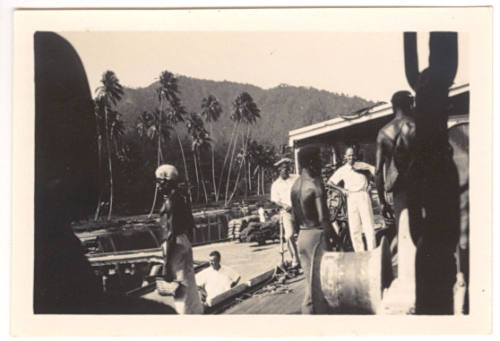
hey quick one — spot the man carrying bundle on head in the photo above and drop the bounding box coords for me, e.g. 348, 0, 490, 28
155, 164, 204, 314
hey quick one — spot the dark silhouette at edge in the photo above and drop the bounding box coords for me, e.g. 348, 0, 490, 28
34, 31, 175, 314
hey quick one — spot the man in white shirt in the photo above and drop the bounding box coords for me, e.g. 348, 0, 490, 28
196, 251, 241, 302
328, 146, 376, 252
270, 158, 300, 268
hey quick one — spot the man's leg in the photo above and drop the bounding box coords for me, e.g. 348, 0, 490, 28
392, 188, 417, 289
297, 229, 323, 314
382, 187, 417, 313
347, 196, 364, 252
171, 235, 204, 314
282, 211, 299, 267
287, 238, 300, 267
358, 192, 376, 250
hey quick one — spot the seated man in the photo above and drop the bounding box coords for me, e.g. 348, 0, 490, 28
196, 251, 241, 303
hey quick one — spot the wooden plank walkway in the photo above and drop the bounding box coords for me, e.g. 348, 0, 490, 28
222, 274, 305, 314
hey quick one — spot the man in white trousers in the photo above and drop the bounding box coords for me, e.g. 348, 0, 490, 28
270, 158, 300, 268
328, 146, 376, 252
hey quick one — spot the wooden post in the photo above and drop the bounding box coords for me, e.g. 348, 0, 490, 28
294, 146, 300, 175
217, 215, 222, 240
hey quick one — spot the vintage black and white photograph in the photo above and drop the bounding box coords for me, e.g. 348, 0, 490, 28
10, 7, 492, 336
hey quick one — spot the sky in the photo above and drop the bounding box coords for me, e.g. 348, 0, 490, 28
60, 31, 469, 103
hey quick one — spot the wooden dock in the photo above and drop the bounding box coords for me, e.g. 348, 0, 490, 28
221, 274, 305, 314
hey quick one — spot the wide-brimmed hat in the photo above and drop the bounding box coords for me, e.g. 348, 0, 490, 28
273, 158, 293, 167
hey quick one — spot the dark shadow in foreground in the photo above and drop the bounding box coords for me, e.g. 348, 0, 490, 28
34, 31, 175, 314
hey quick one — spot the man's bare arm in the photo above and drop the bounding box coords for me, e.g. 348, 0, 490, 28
375, 135, 386, 206
160, 199, 176, 281
375, 134, 394, 218
353, 161, 376, 176
326, 177, 348, 195
231, 275, 241, 288
314, 182, 335, 249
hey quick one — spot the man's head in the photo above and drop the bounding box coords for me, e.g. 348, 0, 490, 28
209, 250, 221, 270
391, 90, 414, 115
344, 146, 357, 166
298, 145, 322, 177
274, 158, 292, 180
155, 164, 179, 193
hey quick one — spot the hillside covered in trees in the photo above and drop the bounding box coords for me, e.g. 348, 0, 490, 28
117, 76, 374, 148
93, 71, 375, 218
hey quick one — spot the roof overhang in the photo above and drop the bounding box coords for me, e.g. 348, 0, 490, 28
289, 84, 469, 148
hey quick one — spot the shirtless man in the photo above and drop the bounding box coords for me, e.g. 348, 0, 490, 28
156, 164, 204, 314
375, 90, 418, 312
291, 145, 334, 314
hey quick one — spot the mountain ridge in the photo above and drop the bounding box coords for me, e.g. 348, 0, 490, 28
115, 74, 375, 147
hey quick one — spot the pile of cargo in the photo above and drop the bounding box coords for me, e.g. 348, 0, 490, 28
227, 215, 260, 240
235, 214, 281, 245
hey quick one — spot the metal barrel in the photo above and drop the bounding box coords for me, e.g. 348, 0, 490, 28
311, 237, 393, 314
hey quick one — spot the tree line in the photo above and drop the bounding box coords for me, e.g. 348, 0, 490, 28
93, 70, 284, 221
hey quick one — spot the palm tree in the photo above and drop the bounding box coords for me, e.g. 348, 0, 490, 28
95, 70, 124, 220
228, 146, 247, 203
137, 109, 171, 216
93, 98, 105, 220
246, 139, 260, 195
225, 92, 260, 205
109, 108, 125, 155
200, 95, 223, 201
250, 142, 277, 196
246, 141, 268, 196
261, 144, 278, 194
157, 71, 191, 201
94, 99, 125, 220
186, 113, 211, 203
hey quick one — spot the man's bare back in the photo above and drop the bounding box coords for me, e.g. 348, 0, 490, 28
376, 115, 416, 194
291, 175, 327, 229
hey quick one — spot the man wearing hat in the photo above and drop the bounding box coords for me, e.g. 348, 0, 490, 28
270, 158, 300, 269
155, 164, 204, 314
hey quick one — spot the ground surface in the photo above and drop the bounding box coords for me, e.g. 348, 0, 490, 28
222, 274, 305, 314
